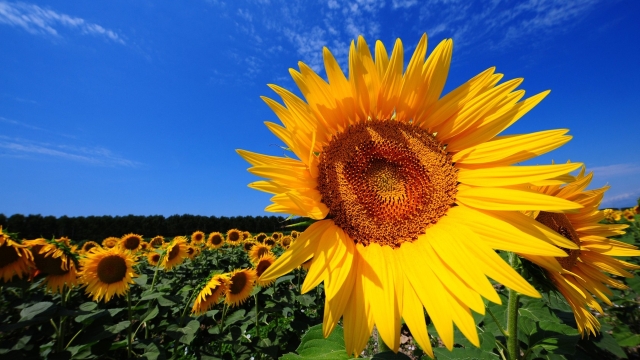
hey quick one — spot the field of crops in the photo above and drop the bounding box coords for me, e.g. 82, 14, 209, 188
0, 208, 639, 359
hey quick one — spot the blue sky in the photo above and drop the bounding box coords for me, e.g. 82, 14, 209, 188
1, 0, 639, 217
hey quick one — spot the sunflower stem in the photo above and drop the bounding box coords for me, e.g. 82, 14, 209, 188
145, 252, 164, 339
57, 286, 67, 353
254, 294, 261, 358
127, 291, 133, 358
506, 252, 521, 360
180, 287, 198, 327
487, 306, 509, 339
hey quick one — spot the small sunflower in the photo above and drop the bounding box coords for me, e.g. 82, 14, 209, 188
102, 237, 120, 249
120, 233, 143, 252
249, 243, 272, 264
191, 231, 205, 244
264, 237, 276, 248
634, 205, 640, 214
280, 235, 293, 249
291, 230, 300, 239
271, 232, 283, 241
79, 247, 138, 302
81, 241, 100, 254
139, 241, 149, 251
522, 166, 640, 336
242, 231, 252, 241
225, 269, 257, 307
255, 233, 268, 243
192, 274, 229, 315
147, 251, 162, 267
255, 253, 277, 287
603, 209, 621, 223
226, 229, 243, 246
243, 241, 256, 252
0, 227, 34, 283
25, 238, 79, 293
150, 236, 165, 248
207, 232, 224, 249
186, 245, 199, 260
163, 237, 189, 270
623, 209, 636, 222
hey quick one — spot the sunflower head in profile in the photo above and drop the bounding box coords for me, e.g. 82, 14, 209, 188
602, 209, 621, 223
81, 241, 100, 254
207, 232, 224, 249
119, 233, 143, 252
186, 245, 199, 260
150, 236, 165, 248
192, 273, 229, 315
102, 237, 120, 249
191, 231, 205, 244
280, 235, 293, 249
79, 247, 138, 303
634, 205, 640, 214
225, 269, 257, 307
290, 230, 300, 239
147, 251, 162, 267
243, 241, 256, 252
249, 244, 272, 265
623, 209, 636, 222
25, 237, 79, 293
242, 231, 252, 241
0, 227, 34, 283
255, 253, 277, 287
239, 33, 586, 355
271, 232, 282, 241
162, 237, 189, 271
226, 229, 243, 246
263, 237, 276, 248
522, 165, 640, 336
139, 241, 149, 251
255, 233, 267, 243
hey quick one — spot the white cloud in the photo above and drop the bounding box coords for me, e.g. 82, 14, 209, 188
392, 0, 418, 9
601, 189, 640, 207
0, 1, 125, 44
590, 163, 640, 177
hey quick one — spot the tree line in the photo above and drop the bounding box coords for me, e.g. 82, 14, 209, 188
0, 213, 306, 241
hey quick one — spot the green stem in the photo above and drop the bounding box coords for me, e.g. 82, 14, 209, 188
65, 326, 85, 350
487, 306, 509, 339
218, 303, 229, 334
57, 286, 67, 353
127, 291, 132, 358
507, 252, 520, 360
254, 294, 260, 343
180, 288, 198, 327
144, 253, 164, 339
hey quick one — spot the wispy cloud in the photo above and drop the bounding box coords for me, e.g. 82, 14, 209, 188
0, 1, 125, 44
0, 135, 140, 167
590, 163, 640, 177
601, 189, 640, 206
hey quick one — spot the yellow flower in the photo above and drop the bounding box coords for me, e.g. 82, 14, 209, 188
243, 241, 256, 252
186, 245, 199, 260
147, 251, 161, 267
242, 231, 252, 241
249, 243, 272, 265
102, 237, 120, 249
25, 238, 79, 293
191, 231, 205, 244
291, 230, 300, 239
79, 247, 138, 302
162, 237, 188, 270
207, 232, 224, 249
271, 232, 282, 241
623, 209, 636, 222
226, 229, 243, 246
255, 233, 267, 243
280, 235, 293, 249
139, 241, 149, 252
192, 274, 229, 315
263, 237, 276, 248
524, 166, 640, 336
120, 233, 143, 252
225, 269, 257, 307
0, 227, 34, 283
150, 236, 165, 248
81, 241, 100, 254
240, 33, 584, 355
255, 253, 277, 287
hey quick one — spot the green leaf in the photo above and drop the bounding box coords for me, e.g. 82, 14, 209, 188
78, 302, 98, 312
281, 324, 349, 359
296, 294, 315, 307
106, 320, 131, 334
433, 347, 500, 359
224, 309, 247, 327
142, 306, 159, 323
371, 352, 412, 359
134, 274, 148, 286
275, 275, 296, 286
20, 301, 54, 320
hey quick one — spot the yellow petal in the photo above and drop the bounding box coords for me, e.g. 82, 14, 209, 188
457, 186, 583, 211
402, 276, 434, 358
458, 163, 582, 187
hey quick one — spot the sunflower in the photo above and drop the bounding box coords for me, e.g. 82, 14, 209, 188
192, 274, 229, 315
249, 243, 272, 265
186, 245, 199, 260
0, 227, 34, 282
139, 241, 149, 251
102, 237, 120, 249
163, 237, 189, 270
79, 247, 138, 302
263, 237, 276, 248
271, 232, 282, 241
81, 241, 100, 254
280, 235, 293, 249
207, 232, 224, 249
240, 33, 584, 355
147, 251, 162, 267
150, 236, 165, 248
291, 230, 300, 239
226, 229, 243, 246
120, 233, 143, 252
255, 253, 277, 287
25, 238, 79, 293
634, 205, 640, 214
242, 231, 252, 241
623, 209, 636, 222
191, 231, 205, 244
243, 241, 256, 252
522, 166, 640, 336
225, 269, 257, 307
255, 233, 268, 243
603, 209, 621, 223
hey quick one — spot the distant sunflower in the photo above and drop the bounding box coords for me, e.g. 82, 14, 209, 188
79, 247, 138, 302
225, 269, 257, 307
82, 241, 100, 254
264, 237, 276, 248
192, 274, 229, 315
207, 232, 224, 249
255, 233, 268, 243
150, 236, 165, 248
271, 232, 282, 241
120, 233, 143, 252
242, 231, 252, 241
186, 245, 199, 260
603, 209, 621, 223
163, 237, 189, 270
191, 231, 205, 244
249, 244, 272, 265
255, 253, 277, 287
522, 166, 640, 336
102, 237, 119, 249
26, 238, 79, 293
147, 251, 161, 267
226, 229, 242, 246
243, 241, 256, 252
291, 230, 300, 239
280, 235, 293, 249
241, 33, 584, 354
623, 209, 636, 222
0, 227, 34, 282
139, 241, 149, 251
634, 205, 640, 214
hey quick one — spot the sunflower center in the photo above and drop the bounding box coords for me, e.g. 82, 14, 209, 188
535, 211, 581, 270
0, 243, 20, 268
229, 232, 240, 242
211, 235, 223, 245
317, 120, 457, 247
97, 255, 127, 284
229, 273, 247, 295
168, 244, 180, 260
124, 236, 140, 250
256, 259, 272, 277
151, 253, 160, 263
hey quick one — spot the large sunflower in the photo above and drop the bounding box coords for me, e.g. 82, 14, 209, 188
0, 227, 34, 282
225, 269, 257, 307
79, 247, 138, 302
25, 238, 79, 293
521, 166, 640, 336
162, 237, 189, 270
240, 33, 585, 355
192, 274, 229, 315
